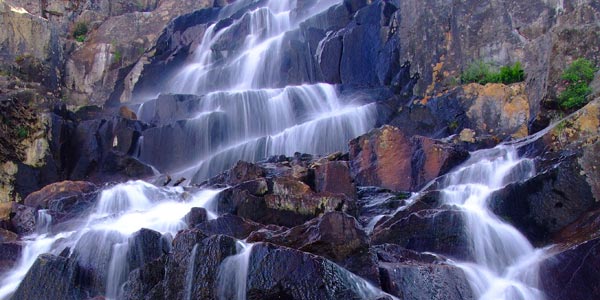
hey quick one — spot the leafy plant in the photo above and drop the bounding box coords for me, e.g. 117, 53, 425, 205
461, 61, 525, 85
113, 49, 122, 64
73, 22, 88, 42
558, 58, 597, 109
16, 126, 29, 139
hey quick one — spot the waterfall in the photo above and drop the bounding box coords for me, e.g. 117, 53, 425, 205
440, 145, 546, 300
216, 241, 254, 300
0, 181, 222, 299
135, 0, 379, 182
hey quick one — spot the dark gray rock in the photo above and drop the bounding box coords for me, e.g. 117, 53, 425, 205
11, 254, 87, 300
490, 156, 598, 244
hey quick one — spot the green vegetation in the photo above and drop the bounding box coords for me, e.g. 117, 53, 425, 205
16, 126, 29, 139
73, 22, 88, 43
461, 61, 525, 85
113, 49, 122, 64
558, 58, 597, 109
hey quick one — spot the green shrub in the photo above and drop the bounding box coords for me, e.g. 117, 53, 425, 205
16, 126, 28, 139
558, 58, 597, 109
461, 61, 525, 85
73, 22, 88, 42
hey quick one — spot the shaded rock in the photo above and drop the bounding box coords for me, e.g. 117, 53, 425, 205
541, 238, 600, 300
184, 207, 208, 228
183, 234, 238, 300
244, 242, 387, 300
10, 203, 36, 235
349, 125, 468, 192
216, 177, 357, 227
72, 230, 125, 294
0, 228, 17, 242
196, 213, 265, 240
121, 256, 166, 300
372, 209, 471, 260
374, 244, 474, 299
126, 228, 168, 271
247, 211, 378, 283
24, 180, 97, 209
0, 241, 22, 274
227, 160, 266, 185
11, 254, 86, 300
490, 156, 597, 244
161, 229, 207, 300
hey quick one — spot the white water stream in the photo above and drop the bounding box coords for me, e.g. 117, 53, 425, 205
440, 145, 546, 300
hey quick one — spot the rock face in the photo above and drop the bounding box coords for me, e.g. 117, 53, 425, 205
23, 180, 97, 209
11, 254, 87, 300
541, 238, 600, 300
490, 155, 598, 244
390, 83, 530, 140
372, 209, 471, 261
247, 211, 378, 283
376, 244, 474, 300
349, 125, 468, 192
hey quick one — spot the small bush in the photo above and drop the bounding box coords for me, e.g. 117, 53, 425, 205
461, 61, 525, 85
558, 58, 597, 109
73, 22, 88, 42
16, 126, 28, 139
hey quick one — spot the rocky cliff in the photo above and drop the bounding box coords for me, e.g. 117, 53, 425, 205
0, 0, 599, 299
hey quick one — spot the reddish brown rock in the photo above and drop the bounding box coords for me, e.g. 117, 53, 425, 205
349, 125, 468, 192
349, 125, 413, 191
24, 180, 97, 209
313, 161, 356, 198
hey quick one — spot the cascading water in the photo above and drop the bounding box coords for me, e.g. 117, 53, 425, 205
0, 181, 222, 299
439, 145, 546, 300
134, 0, 379, 183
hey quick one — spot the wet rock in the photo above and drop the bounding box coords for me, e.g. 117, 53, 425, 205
184, 207, 208, 228
72, 230, 125, 294
127, 228, 168, 271
490, 156, 598, 244
121, 256, 166, 300
10, 203, 36, 235
0, 241, 22, 274
227, 160, 267, 185
216, 177, 357, 227
12, 254, 87, 300
372, 209, 471, 260
161, 229, 208, 300
541, 238, 600, 300
184, 234, 238, 300
313, 160, 356, 198
0, 228, 17, 242
24, 180, 97, 209
196, 213, 265, 240
244, 242, 386, 300
349, 125, 467, 192
247, 211, 378, 283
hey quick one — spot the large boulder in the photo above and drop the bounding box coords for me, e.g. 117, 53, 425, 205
10, 203, 36, 235
243, 242, 388, 300
490, 155, 598, 244
371, 209, 471, 260
0, 241, 21, 273
349, 125, 468, 192
390, 83, 530, 140
541, 237, 600, 300
375, 244, 474, 300
23, 180, 97, 209
11, 254, 87, 300
247, 211, 378, 283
